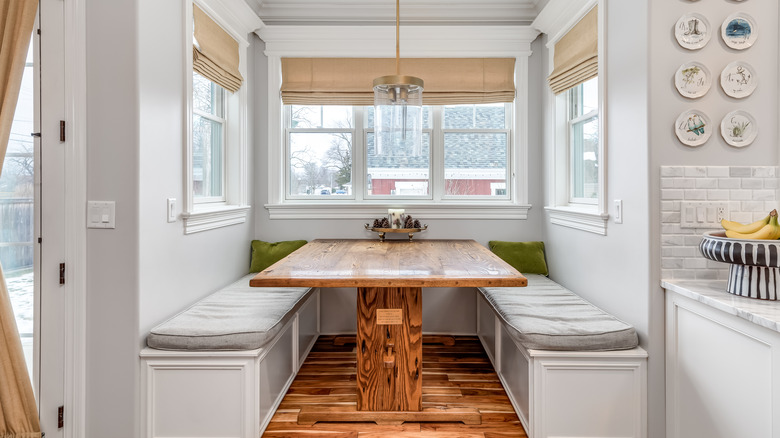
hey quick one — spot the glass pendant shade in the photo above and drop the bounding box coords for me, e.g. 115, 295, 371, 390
373, 75, 424, 156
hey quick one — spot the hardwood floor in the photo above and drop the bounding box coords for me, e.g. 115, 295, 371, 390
263, 335, 528, 438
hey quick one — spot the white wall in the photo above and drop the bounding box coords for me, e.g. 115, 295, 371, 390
540, 0, 657, 435
136, 0, 256, 339
85, 0, 140, 436
647, 2, 779, 436
85, 1, 256, 437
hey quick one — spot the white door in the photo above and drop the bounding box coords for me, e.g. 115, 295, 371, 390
38, 0, 67, 435
4, 1, 67, 436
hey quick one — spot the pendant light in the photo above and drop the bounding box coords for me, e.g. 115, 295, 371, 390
373, 0, 424, 156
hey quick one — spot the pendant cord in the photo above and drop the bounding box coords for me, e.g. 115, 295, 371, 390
395, 0, 400, 75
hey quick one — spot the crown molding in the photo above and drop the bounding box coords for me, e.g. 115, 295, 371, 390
196, 0, 264, 42
258, 25, 540, 58
245, 0, 541, 25
532, 0, 596, 45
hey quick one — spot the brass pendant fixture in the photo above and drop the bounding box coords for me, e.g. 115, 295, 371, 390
373, 0, 424, 156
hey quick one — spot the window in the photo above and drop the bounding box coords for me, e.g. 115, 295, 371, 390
182, 0, 259, 234
260, 26, 538, 219
192, 71, 226, 203
543, 2, 608, 235
284, 103, 511, 202
568, 77, 598, 204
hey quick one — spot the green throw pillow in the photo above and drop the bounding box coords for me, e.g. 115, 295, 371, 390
488, 241, 548, 276
249, 240, 308, 273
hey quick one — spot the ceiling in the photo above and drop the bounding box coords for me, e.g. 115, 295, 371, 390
244, 0, 545, 25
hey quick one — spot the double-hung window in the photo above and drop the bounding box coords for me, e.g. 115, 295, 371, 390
283, 103, 511, 201
567, 77, 599, 204
182, 1, 258, 233
544, 3, 608, 234
192, 71, 226, 203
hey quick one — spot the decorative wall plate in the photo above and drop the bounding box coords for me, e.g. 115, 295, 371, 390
720, 110, 757, 147
675, 13, 711, 50
675, 109, 711, 147
720, 61, 757, 98
675, 62, 711, 98
721, 13, 757, 49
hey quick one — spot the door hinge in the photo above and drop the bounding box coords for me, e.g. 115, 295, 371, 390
31, 132, 41, 138
37, 28, 40, 35
60, 121, 65, 142
57, 405, 64, 428
37, 237, 42, 244
59, 263, 65, 285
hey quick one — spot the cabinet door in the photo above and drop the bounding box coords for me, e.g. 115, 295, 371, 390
666, 293, 780, 438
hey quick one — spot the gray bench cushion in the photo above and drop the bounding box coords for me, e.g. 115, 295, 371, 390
147, 274, 314, 351
479, 274, 638, 351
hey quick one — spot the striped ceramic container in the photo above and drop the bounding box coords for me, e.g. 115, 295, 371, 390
700, 231, 780, 300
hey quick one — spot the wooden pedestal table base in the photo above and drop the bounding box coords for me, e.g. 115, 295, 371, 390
298, 286, 482, 426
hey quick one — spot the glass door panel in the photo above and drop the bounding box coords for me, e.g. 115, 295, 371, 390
4, 37, 36, 385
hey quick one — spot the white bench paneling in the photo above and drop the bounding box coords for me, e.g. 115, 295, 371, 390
478, 291, 647, 438
141, 289, 320, 438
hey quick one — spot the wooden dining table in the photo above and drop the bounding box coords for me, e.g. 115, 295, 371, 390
250, 238, 527, 425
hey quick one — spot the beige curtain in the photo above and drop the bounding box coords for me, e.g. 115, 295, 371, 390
281, 58, 516, 105
547, 6, 598, 95
193, 5, 242, 93
0, 0, 42, 437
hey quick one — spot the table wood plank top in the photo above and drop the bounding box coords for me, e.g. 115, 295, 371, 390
249, 239, 527, 288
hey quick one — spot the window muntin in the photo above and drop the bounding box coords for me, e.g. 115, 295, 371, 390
192, 71, 226, 203
568, 77, 598, 204
284, 103, 511, 201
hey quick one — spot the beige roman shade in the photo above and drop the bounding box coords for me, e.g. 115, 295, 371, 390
193, 5, 242, 93
281, 58, 516, 105
547, 6, 598, 95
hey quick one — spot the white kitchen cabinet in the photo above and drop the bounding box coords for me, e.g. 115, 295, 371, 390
663, 281, 780, 438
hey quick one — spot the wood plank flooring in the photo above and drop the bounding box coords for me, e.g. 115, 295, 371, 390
263, 335, 528, 438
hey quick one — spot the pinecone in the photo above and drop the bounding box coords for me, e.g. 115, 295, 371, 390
413, 219, 421, 228
373, 219, 382, 228
404, 215, 415, 228
380, 217, 391, 228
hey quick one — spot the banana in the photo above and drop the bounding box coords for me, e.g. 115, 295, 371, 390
721, 212, 772, 234
726, 210, 780, 239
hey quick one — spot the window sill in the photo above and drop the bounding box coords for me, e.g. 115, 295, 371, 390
265, 202, 531, 220
182, 204, 251, 234
545, 205, 609, 235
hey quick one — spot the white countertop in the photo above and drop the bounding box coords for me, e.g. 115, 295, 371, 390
662, 280, 780, 333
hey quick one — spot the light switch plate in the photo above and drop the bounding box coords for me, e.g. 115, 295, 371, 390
680, 201, 728, 229
87, 201, 115, 229
167, 198, 176, 223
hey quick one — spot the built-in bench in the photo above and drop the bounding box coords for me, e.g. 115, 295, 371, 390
139, 274, 320, 438
477, 274, 648, 438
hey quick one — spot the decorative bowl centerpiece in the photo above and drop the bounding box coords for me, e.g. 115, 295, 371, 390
700, 230, 780, 300
365, 213, 427, 241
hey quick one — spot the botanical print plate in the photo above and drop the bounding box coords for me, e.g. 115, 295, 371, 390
720, 110, 757, 147
675, 62, 711, 98
675, 13, 711, 50
675, 109, 711, 147
720, 61, 757, 98
721, 13, 757, 50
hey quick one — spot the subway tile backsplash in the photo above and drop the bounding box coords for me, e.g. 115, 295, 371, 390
660, 166, 779, 280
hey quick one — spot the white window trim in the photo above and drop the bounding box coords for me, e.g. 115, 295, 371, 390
182, 0, 261, 234
535, 0, 609, 235
258, 25, 539, 220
